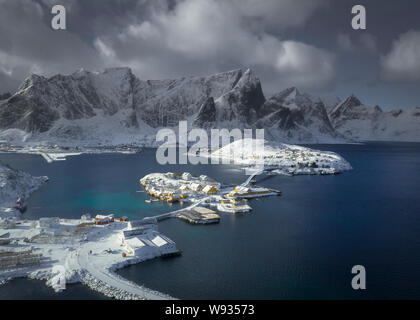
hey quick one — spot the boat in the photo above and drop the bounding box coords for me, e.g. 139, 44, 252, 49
145, 199, 159, 203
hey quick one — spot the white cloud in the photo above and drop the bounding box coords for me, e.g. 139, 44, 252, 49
0, 0, 334, 93
275, 41, 335, 89
381, 30, 420, 82
0, 0, 101, 92
96, 0, 335, 90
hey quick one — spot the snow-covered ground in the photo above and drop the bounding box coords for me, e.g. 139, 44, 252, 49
207, 138, 352, 175
0, 217, 177, 300
0, 163, 177, 299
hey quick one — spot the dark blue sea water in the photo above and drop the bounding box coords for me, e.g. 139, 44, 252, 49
0, 142, 420, 299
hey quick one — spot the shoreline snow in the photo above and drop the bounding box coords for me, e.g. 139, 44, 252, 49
0, 217, 178, 300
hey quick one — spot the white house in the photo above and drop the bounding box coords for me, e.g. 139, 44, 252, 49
182, 172, 192, 180
149, 232, 179, 256
124, 237, 159, 258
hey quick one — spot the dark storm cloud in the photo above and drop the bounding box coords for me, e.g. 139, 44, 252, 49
0, 0, 420, 108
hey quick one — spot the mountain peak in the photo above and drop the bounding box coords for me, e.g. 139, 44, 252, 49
16, 74, 45, 92
347, 94, 362, 106
330, 94, 362, 118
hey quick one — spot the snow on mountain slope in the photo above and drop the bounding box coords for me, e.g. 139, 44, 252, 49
212, 69, 265, 126
255, 87, 343, 143
0, 67, 418, 146
370, 107, 420, 141
320, 96, 341, 114
133, 69, 243, 127
329, 95, 420, 142
0, 162, 48, 218
0, 68, 136, 133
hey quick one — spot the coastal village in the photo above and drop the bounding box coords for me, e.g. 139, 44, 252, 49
0, 168, 281, 299
140, 171, 281, 224
0, 139, 352, 299
0, 213, 179, 299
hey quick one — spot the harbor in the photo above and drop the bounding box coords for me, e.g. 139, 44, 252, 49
140, 171, 281, 220
0, 150, 283, 300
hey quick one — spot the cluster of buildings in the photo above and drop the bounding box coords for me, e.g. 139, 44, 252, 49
141, 172, 220, 203
140, 171, 282, 215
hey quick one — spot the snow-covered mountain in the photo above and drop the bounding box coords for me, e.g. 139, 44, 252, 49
0, 67, 419, 146
255, 87, 342, 143
329, 95, 420, 142
0, 162, 48, 218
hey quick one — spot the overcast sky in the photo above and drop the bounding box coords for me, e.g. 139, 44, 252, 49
1, 0, 420, 110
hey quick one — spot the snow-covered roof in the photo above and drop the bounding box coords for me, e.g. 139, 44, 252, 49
203, 185, 217, 192
193, 206, 216, 215
190, 183, 202, 190
95, 214, 114, 220
126, 237, 145, 249
151, 235, 167, 247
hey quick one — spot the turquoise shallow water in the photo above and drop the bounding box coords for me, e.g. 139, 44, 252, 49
0, 143, 420, 299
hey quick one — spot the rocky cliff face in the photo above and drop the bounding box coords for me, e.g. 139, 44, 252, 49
213, 69, 265, 126
0, 68, 136, 133
132, 69, 243, 128
255, 87, 340, 142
